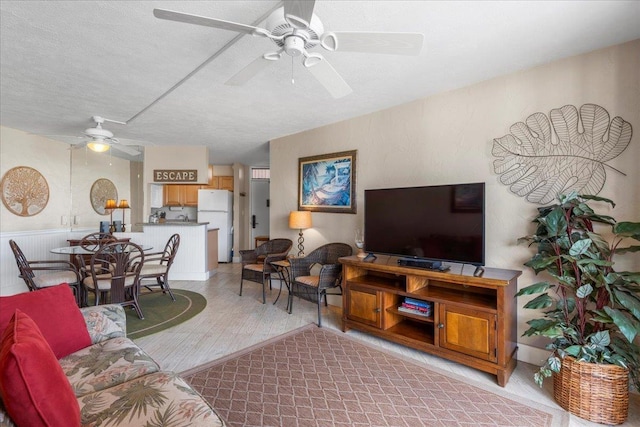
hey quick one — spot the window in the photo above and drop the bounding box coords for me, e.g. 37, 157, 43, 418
251, 168, 270, 180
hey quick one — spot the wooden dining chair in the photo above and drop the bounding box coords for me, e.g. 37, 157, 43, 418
82, 241, 145, 319
9, 239, 82, 305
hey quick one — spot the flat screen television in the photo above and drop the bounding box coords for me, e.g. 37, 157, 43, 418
364, 183, 485, 266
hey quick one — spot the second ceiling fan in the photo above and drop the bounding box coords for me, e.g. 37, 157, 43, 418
154, 0, 423, 98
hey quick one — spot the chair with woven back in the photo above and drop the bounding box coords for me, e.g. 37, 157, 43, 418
138, 233, 180, 301
82, 241, 145, 319
239, 238, 292, 304
9, 239, 82, 305
289, 242, 353, 327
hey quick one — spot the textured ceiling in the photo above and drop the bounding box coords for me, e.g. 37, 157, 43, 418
1, 1, 639, 165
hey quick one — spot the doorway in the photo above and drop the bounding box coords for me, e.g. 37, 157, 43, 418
250, 169, 270, 247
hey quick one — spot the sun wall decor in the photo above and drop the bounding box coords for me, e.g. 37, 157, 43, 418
492, 104, 633, 204
1, 166, 50, 217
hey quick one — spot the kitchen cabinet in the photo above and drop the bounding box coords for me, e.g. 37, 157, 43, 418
202, 170, 234, 191
340, 254, 520, 386
163, 185, 200, 206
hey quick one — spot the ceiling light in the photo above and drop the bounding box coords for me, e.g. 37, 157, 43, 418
87, 139, 110, 153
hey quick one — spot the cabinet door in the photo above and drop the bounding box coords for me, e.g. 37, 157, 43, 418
184, 185, 200, 206
438, 304, 496, 362
346, 286, 381, 328
163, 185, 182, 206
219, 176, 234, 191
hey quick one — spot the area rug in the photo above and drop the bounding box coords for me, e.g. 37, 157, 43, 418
126, 288, 206, 339
181, 325, 567, 427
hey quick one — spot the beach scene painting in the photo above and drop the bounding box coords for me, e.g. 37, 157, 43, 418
298, 150, 356, 213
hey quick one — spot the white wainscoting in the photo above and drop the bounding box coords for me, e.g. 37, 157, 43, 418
1, 226, 212, 297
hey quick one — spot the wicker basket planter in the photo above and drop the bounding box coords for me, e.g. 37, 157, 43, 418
553, 356, 629, 425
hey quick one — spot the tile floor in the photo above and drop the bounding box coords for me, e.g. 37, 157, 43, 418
133, 263, 639, 427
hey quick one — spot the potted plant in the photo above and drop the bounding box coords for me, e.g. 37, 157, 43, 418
516, 192, 640, 424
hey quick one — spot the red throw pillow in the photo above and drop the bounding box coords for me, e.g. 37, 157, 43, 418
0, 309, 81, 427
0, 284, 90, 358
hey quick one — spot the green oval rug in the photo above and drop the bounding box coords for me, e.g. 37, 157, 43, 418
126, 289, 207, 339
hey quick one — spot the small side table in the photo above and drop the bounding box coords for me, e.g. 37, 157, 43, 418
270, 259, 292, 313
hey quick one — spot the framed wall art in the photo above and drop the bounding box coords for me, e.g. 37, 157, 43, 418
1, 166, 49, 217
298, 150, 357, 214
90, 178, 118, 215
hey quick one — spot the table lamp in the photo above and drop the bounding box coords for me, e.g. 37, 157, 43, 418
117, 199, 130, 232
104, 199, 117, 233
289, 211, 312, 257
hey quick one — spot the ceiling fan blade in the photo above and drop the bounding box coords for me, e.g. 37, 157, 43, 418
111, 143, 142, 157
153, 9, 260, 35
306, 58, 352, 99
330, 32, 424, 55
284, 0, 317, 28
225, 54, 279, 86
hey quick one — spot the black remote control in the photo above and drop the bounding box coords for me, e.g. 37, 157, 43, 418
363, 253, 377, 262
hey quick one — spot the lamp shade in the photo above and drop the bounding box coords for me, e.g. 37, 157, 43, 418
87, 140, 110, 153
104, 199, 117, 210
289, 211, 312, 229
117, 199, 130, 209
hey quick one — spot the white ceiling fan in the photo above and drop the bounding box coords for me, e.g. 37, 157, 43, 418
72, 116, 142, 157
153, 0, 424, 98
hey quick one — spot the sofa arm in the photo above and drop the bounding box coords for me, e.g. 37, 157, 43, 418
80, 304, 127, 344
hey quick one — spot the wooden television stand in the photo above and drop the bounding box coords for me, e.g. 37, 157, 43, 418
339, 255, 521, 387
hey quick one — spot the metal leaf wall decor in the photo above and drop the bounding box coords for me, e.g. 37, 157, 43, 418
492, 104, 632, 204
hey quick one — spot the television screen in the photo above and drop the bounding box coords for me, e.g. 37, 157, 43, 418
364, 183, 485, 265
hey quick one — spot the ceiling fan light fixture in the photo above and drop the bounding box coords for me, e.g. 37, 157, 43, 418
320, 32, 338, 51
87, 139, 110, 153
284, 36, 305, 57
303, 52, 323, 68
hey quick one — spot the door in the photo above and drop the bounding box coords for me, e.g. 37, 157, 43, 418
438, 304, 497, 362
346, 286, 381, 327
250, 179, 270, 245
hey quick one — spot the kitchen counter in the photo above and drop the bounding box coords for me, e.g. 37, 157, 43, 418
138, 222, 210, 227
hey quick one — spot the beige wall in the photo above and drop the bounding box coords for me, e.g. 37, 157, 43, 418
270, 40, 640, 360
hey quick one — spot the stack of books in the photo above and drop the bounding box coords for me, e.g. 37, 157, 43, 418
398, 297, 432, 317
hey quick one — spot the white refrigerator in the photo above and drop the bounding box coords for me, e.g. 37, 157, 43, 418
197, 189, 233, 262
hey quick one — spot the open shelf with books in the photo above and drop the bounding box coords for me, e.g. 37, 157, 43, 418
340, 254, 521, 387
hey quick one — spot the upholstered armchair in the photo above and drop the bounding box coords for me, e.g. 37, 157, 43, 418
239, 238, 292, 304
289, 242, 353, 326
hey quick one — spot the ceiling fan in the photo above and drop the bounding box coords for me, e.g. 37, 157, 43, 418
71, 116, 142, 157
153, 0, 424, 98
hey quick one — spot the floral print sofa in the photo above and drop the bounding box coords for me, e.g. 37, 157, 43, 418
0, 287, 225, 427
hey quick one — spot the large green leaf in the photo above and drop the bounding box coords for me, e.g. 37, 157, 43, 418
525, 255, 558, 273
612, 288, 640, 321
515, 282, 550, 297
576, 284, 593, 299
569, 239, 592, 256
543, 208, 567, 237
586, 232, 611, 255
580, 194, 615, 207
523, 293, 554, 310
604, 306, 639, 343
615, 245, 640, 254
590, 330, 611, 347
614, 222, 640, 239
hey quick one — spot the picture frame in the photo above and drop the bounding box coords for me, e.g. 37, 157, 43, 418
451, 184, 483, 212
298, 150, 357, 214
